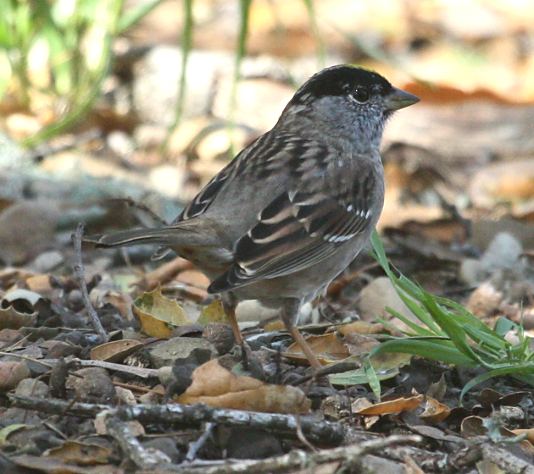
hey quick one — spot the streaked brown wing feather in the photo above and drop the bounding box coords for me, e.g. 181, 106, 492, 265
209, 168, 377, 293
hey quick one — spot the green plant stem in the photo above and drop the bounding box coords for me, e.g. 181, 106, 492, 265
117, 0, 165, 33
225, 0, 251, 156
22, 0, 124, 148
370, 231, 534, 399
163, 0, 194, 151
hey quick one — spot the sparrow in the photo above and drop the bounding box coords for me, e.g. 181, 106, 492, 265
92, 65, 419, 368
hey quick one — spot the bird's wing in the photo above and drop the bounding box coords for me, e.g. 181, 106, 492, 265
208, 162, 379, 293
152, 132, 303, 260
176, 131, 316, 221
177, 162, 234, 221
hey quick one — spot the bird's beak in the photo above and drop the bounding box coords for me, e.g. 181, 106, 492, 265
384, 87, 419, 111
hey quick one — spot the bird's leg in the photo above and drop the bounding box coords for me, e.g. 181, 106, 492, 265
221, 292, 243, 346
281, 299, 321, 369
221, 293, 259, 373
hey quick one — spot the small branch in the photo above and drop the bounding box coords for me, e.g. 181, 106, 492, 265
9, 396, 345, 445
185, 422, 215, 462
104, 415, 171, 469
9, 395, 108, 417
2, 357, 158, 379
481, 444, 534, 474
72, 223, 108, 342
159, 435, 422, 474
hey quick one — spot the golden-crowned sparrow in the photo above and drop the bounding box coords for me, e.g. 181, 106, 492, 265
93, 65, 419, 367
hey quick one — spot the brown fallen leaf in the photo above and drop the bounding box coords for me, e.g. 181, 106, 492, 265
175, 269, 210, 301
419, 396, 451, 423
11, 454, 122, 474
336, 321, 384, 336
90, 339, 144, 363
462, 416, 534, 456
141, 257, 192, 290
512, 428, 534, 444
197, 300, 232, 326
354, 394, 424, 416
25, 274, 54, 296
351, 398, 379, 429
133, 287, 191, 338
0, 361, 31, 391
0, 288, 40, 330
342, 333, 380, 357
45, 440, 112, 465
285, 333, 350, 365
176, 359, 310, 414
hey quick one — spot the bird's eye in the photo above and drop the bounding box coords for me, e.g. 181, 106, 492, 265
352, 87, 369, 103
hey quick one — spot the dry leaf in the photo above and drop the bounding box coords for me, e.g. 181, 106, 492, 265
0, 361, 31, 391
342, 333, 380, 356
336, 321, 384, 336
45, 441, 113, 465
354, 394, 424, 416
419, 396, 451, 423
426, 374, 447, 401
285, 333, 349, 365
25, 274, 54, 295
511, 428, 534, 444
90, 339, 143, 363
352, 398, 379, 429
197, 300, 231, 326
0, 288, 40, 329
12, 454, 121, 474
133, 287, 191, 338
176, 359, 310, 414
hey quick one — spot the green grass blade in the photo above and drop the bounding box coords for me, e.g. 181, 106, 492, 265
164, 0, 193, 147
364, 357, 381, 401
397, 291, 443, 334
383, 308, 436, 337
371, 232, 442, 333
371, 339, 476, 367
421, 293, 482, 364
117, 0, 164, 33
230, 0, 251, 116
460, 363, 534, 403
23, 0, 124, 147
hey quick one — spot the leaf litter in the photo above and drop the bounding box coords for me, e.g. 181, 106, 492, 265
1, 1, 534, 471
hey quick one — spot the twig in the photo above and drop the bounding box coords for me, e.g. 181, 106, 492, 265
9, 396, 345, 445
480, 444, 534, 474
9, 395, 108, 417
71, 358, 159, 379
72, 223, 108, 342
294, 414, 317, 453
150, 435, 422, 474
0, 352, 55, 369
185, 422, 215, 462
104, 415, 171, 469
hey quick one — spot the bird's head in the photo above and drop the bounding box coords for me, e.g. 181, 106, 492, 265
280, 65, 419, 151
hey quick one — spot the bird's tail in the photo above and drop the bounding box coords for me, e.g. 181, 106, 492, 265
86, 219, 220, 249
